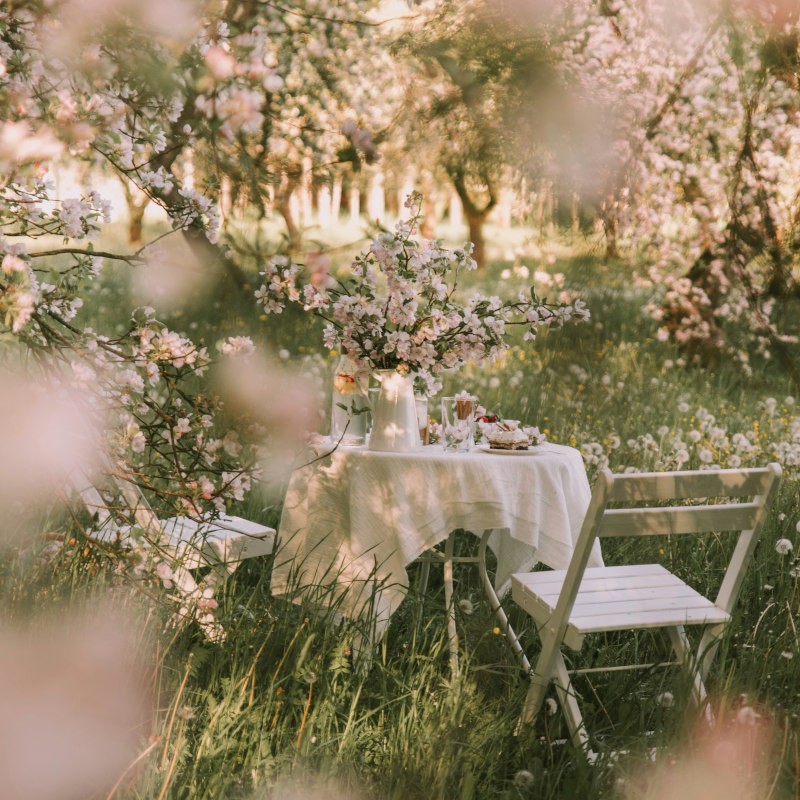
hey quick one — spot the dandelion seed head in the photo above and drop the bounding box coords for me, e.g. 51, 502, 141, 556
513, 769, 535, 791
458, 598, 474, 616
775, 538, 793, 556
657, 691, 675, 708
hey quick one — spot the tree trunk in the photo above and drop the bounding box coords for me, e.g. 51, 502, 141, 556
128, 203, 146, 247
465, 208, 488, 269
276, 172, 303, 254
447, 168, 496, 269
120, 177, 149, 247
419, 170, 438, 239
601, 199, 619, 260
349, 185, 361, 226
331, 177, 342, 222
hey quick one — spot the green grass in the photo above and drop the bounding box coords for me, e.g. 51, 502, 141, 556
4, 222, 800, 799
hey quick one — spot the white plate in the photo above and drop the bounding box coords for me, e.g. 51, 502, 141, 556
308, 436, 368, 453
477, 443, 547, 456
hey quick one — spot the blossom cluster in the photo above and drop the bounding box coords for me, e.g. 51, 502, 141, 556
256, 194, 590, 393
63, 310, 267, 518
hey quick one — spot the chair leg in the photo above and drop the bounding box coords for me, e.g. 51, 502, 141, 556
169, 564, 224, 641
517, 631, 563, 727
202, 557, 239, 592
417, 556, 432, 598
552, 652, 591, 754
666, 625, 708, 709
696, 623, 725, 685
444, 532, 459, 676
517, 642, 592, 755
478, 530, 531, 675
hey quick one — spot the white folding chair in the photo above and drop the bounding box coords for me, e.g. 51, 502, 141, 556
511, 463, 782, 758
74, 468, 275, 641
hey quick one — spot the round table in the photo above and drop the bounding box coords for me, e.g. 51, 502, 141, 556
272, 441, 602, 658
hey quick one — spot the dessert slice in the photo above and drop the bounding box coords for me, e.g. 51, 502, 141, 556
487, 425, 531, 450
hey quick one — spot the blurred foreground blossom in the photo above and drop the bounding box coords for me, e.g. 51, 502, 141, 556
42, 0, 202, 60
132, 239, 213, 312
494, 0, 558, 28
624, 706, 774, 800
738, 0, 799, 29
510, 85, 621, 201
262, 775, 368, 800
0, 121, 64, 171
213, 351, 320, 485
0, 368, 101, 538
0, 607, 151, 800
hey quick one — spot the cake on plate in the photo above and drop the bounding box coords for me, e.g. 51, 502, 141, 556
486, 426, 531, 450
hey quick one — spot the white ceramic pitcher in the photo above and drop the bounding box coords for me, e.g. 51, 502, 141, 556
368, 369, 421, 452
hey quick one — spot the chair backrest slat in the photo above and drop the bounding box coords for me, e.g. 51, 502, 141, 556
598, 502, 762, 538
607, 468, 776, 502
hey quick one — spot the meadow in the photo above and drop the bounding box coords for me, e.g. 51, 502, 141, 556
4, 222, 800, 799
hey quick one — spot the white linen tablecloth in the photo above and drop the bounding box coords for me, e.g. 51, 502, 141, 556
272, 442, 602, 636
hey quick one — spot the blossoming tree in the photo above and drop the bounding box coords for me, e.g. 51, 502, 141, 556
557, 1, 800, 382
0, 0, 396, 613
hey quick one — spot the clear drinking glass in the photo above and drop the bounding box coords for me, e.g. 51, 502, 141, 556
440, 395, 476, 452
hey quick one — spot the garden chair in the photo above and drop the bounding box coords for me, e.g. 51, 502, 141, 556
73, 467, 275, 641
511, 463, 782, 759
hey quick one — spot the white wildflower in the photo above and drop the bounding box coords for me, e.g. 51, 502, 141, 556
657, 691, 674, 708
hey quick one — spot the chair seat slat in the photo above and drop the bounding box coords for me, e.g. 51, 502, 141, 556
523, 580, 687, 605
570, 584, 703, 606
527, 563, 666, 586
516, 564, 676, 595
572, 605, 730, 633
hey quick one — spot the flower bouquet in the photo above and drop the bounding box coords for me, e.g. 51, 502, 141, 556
256, 192, 590, 396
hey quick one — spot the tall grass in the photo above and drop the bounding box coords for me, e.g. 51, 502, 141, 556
3, 232, 800, 799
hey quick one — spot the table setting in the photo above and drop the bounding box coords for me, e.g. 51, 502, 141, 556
257, 195, 596, 654
273, 390, 602, 649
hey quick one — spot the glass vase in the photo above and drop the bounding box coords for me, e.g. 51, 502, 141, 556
330, 356, 369, 446
368, 369, 421, 452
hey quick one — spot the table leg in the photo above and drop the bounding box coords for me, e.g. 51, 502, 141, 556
478, 530, 531, 675
416, 555, 432, 638
444, 531, 460, 676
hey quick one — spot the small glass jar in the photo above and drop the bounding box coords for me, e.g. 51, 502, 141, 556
330, 356, 369, 445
